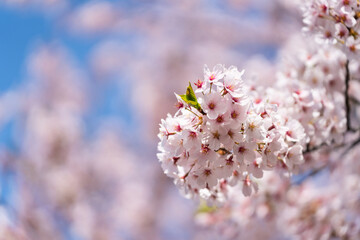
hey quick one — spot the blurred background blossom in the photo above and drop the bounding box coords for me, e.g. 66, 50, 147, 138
0, 0, 309, 239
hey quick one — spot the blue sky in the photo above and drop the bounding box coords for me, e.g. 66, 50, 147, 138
0, 6, 54, 149
0, 4, 139, 149
0, 7, 51, 92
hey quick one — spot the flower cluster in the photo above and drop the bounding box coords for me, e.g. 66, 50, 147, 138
276, 37, 347, 150
302, 0, 360, 57
195, 171, 290, 240
195, 147, 360, 240
157, 65, 305, 204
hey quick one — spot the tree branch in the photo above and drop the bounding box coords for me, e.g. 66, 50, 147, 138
297, 137, 359, 184
343, 136, 360, 155
344, 60, 358, 132
350, 96, 360, 105
292, 165, 327, 185
303, 142, 328, 154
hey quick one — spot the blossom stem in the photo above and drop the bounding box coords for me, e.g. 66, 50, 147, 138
181, 164, 195, 180
185, 107, 200, 117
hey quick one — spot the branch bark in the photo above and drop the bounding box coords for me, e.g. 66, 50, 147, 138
344, 59, 358, 132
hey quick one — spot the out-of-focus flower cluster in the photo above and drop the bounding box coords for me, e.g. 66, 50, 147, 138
302, 0, 360, 57
276, 36, 347, 150
195, 145, 360, 240
2, 46, 162, 240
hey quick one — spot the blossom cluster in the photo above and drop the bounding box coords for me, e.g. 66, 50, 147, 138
190, 29, 360, 238
157, 65, 305, 204
302, 0, 360, 57
195, 171, 290, 240
276, 37, 347, 151
195, 147, 360, 240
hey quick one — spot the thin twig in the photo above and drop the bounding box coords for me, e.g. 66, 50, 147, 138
303, 142, 328, 154
350, 96, 360, 105
343, 137, 360, 156
297, 138, 356, 184
292, 165, 327, 185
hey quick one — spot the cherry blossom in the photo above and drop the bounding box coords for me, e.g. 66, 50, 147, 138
158, 65, 306, 204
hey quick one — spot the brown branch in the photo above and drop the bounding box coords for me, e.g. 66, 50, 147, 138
344, 60, 358, 132
303, 142, 328, 154
350, 96, 360, 105
345, 59, 351, 130
297, 137, 359, 184
343, 136, 360, 155
292, 165, 327, 185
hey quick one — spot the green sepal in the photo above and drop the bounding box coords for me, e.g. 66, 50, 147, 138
180, 82, 203, 112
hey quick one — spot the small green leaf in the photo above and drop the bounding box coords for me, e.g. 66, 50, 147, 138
185, 82, 197, 101
180, 82, 203, 113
